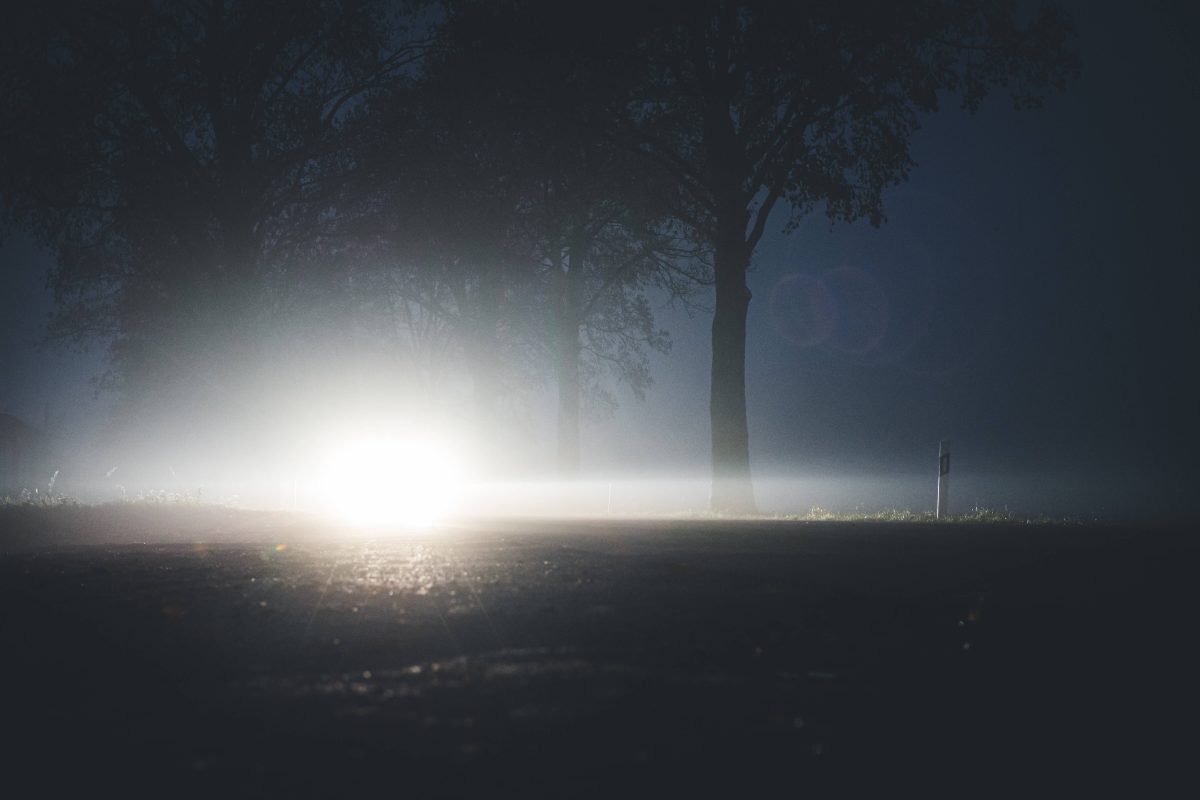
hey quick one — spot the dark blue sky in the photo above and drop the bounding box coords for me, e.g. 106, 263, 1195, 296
2, 1, 1197, 517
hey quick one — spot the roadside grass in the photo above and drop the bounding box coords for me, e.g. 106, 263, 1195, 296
1, 488, 204, 508
1, 489, 78, 508
3, 483, 1078, 527
675, 505, 1083, 524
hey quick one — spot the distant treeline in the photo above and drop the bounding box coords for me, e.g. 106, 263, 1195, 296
0, 1, 1076, 508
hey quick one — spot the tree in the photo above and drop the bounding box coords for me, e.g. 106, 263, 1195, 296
508, 109, 704, 474
529, 163, 699, 472
458, 0, 1078, 510
634, 1, 1078, 511
338, 63, 543, 468
0, 0, 426, 431
353, 13, 707, 474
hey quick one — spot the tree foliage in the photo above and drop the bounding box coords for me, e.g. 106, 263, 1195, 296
0, 0, 423, 419
451, 0, 1077, 508
348, 13, 707, 471
1, 1, 1078, 494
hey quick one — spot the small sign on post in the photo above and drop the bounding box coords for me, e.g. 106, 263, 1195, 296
936, 439, 950, 520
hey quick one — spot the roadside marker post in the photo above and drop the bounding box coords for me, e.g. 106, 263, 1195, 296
936, 439, 950, 520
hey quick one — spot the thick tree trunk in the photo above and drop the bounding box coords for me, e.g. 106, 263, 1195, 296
709, 226, 756, 513
699, 86, 758, 513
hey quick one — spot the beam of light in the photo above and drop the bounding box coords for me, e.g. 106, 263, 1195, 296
315, 435, 465, 528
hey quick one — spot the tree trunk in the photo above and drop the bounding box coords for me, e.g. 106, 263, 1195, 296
699, 84, 757, 513
709, 224, 756, 513
554, 246, 584, 475
468, 338, 501, 473
556, 328, 581, 474
467, 271, 503, 474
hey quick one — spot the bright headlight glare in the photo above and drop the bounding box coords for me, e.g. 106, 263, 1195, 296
317, 435, 463, 527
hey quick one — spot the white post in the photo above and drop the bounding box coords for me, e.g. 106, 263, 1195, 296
936, 439, 951, 520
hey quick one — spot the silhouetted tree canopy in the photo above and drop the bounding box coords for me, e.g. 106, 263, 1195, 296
2, 0, 1077, 496
345, 16, 708, 471
0, 0, 425, 425
441, 0, 1078, 509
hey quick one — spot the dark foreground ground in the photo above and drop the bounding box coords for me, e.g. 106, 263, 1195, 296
2, 507, 1197, 797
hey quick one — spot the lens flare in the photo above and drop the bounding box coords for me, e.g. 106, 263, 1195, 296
768, 272, 836, 348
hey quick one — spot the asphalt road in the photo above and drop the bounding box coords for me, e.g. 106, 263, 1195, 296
2, 510, 1196, 797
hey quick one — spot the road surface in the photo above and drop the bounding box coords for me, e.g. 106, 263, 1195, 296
2, 509, 1196, 796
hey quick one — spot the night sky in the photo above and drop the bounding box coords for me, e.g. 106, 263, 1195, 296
2, 1, 1197, 519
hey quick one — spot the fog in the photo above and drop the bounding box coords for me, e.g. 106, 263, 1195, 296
3, 1, 1197, 524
